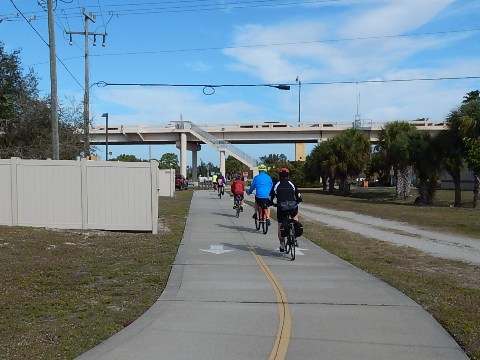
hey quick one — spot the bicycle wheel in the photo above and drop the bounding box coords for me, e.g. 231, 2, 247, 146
235, 201, 241, 218
255, 211, 261, 230
218, 187, 222, 199
262, 209, 268, 234
288, 224, 296, 260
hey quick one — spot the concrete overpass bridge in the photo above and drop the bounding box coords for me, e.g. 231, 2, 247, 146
89, 119, 447, 179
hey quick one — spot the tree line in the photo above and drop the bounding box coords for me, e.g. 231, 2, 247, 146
0, 43, 84, 159
303, 90, 480, 208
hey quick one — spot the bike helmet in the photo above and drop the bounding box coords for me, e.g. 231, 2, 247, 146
257, 164, 267, 171
278, 168, 290, 177
235, 174, 242, 179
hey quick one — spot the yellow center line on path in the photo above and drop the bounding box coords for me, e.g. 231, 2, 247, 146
250, 248, 291, 360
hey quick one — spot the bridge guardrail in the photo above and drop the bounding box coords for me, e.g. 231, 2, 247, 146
89, 119, 447, 135
176, 121, 260, 168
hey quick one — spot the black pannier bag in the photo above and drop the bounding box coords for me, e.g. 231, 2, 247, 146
279, 201, 297, 212
280, 219, 289, 237
294, 220, 303, 237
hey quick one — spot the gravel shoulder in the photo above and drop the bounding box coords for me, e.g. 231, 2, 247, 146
299, 203, 480, 265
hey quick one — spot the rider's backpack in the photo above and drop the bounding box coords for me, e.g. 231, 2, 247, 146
279, 201, 297, 212
232, 181, 243, 195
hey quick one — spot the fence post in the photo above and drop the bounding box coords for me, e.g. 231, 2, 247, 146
81, 158, 88, 230
10, 157, 19, 226
150, 160, 159, 234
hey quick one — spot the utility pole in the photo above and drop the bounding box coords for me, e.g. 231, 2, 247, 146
47, 0, 59, 159
66, 9, 107, 157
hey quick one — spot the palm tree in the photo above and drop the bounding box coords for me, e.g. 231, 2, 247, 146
443, 109, 466, 207
376, 121, 417, 199
327, 129, 371, 194
462, 90, 480, 104
457, 99, 480, 207
305, 142, 333, 190
408, 132, 443, 205
365, 151, 389, 185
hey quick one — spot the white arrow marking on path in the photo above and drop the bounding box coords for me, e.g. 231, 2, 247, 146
279, 247, 308, 255
296, 247, 308, 255
200, 245, 235, 255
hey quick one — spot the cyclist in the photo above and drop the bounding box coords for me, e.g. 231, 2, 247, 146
269, 168, 302, 252
247, 164, 273, 225
212, 173, 218, 191
231, 174, 245, 211
216, 173, 226, 196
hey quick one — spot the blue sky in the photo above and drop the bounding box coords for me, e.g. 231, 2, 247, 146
2, 0, 480, 166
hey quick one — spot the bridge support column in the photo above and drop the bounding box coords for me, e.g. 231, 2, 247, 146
295, 143, 306, 162
192, 149, 198, 181
180, 133, 187, 177
220, 150, 226, 176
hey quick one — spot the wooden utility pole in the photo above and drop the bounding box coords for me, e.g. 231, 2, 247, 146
47, 0, 59, 159
66, 9, 107, 157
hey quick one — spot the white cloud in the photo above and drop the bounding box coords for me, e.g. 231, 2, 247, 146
218, 0, 480, 125
94, 87, 262, 125
340, 0, 454, 38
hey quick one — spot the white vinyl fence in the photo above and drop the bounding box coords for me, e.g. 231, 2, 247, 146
0, 158, 159, 233
158, 168, 175, 197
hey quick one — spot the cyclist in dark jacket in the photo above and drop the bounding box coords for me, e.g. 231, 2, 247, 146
269, 168, 302, 252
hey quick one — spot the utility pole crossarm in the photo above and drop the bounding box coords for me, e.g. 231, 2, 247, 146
82, 8, 96, 22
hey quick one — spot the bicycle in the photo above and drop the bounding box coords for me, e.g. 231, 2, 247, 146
284, 215, 297, 261
233, 195, 243, 218
218, 185, 225, 199
277, 201, 299, 261
254, 203, 269, 234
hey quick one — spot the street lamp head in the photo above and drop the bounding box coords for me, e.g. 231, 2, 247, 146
274, 84, 290, 90
265, 84, 290, 90
101, 113, 108, 118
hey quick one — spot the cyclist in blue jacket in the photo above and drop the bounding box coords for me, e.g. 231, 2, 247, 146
247, 164, 273, 225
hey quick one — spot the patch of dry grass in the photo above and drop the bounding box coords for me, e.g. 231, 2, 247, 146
0, 190, 192, 360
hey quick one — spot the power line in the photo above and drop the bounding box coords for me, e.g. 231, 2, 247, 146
33, 27, 480, 63
8, 0, 49, 46
95, 75, 480, 91
2, 0, 341, 20
8, 0, 84, 89
20, 25, 480, 69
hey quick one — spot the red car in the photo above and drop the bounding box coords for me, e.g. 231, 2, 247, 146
175, 174, 189, 190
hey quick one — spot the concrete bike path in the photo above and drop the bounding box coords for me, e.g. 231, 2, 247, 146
77, 190, 468, 360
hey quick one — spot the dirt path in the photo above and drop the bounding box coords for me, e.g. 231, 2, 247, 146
299, 203, 480, 265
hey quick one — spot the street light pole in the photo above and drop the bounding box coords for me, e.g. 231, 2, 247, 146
296, 76, 301, 123
101, 113, 109, 161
